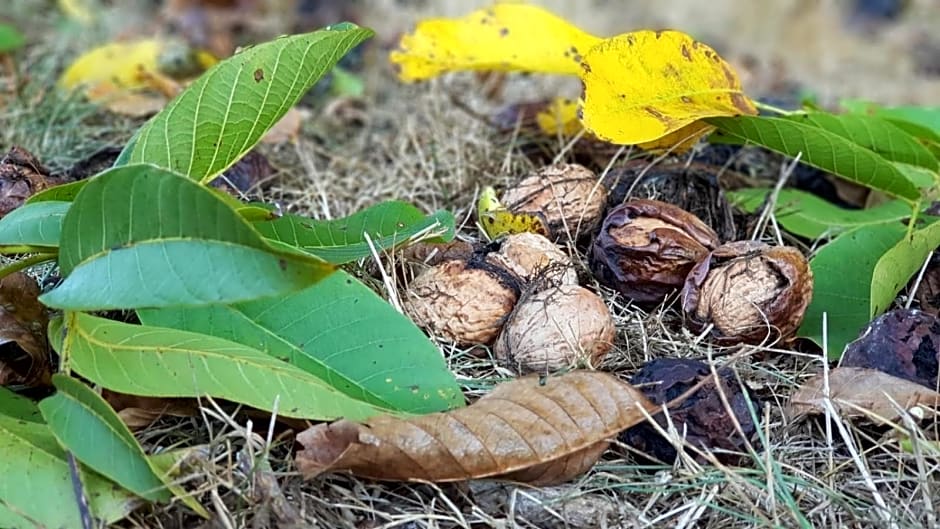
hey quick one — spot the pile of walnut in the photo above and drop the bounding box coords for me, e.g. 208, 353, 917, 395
401, 163, 813, 374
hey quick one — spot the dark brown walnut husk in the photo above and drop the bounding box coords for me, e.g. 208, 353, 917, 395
841, 309, 940, 389
681, 240, 813, 346
402, 256, 522, 346
602, 160, 737, 241
591, 199, 719, 307
619, 358, 756, 465
0, 146, 61, 217
502, 163, 607, 240
495, 285, 615, 374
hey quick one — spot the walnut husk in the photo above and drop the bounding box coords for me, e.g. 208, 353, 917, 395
681, 240, 813, 345
502, 163, 606, 240
495, 285, 615, 373
591, 199, 719, 306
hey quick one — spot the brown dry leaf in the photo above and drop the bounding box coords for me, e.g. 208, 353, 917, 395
787, 367, 940, 422
0, 146, 61, 217
103, 390, 199, 429
295, 371, 656, 486
261, 107, 306, 144
0, 272, 50, 387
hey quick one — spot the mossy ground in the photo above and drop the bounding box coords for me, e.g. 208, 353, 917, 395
3, 1, 940, 528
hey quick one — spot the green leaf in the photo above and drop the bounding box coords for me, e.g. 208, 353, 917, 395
0, 414, 136, 528
0, 386, 43, 423
799, 223, 907, 358
52, 312, 392, 421
870, 218, 940, 316
708, 115, 921, 201
0, 24, 25, 53
0, 201, 69, 248
26, 179, 88, 204
41, 164, 334, 310
139, 270, 464, 414
840, 99, 940, 136
39, 375, 172, 503
786, 112, 938, 171
728, 188, 913, 239
119, 25, 373, 183
256, 201, 455, 264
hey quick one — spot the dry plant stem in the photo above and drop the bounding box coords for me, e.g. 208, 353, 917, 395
750, 152, 801, 242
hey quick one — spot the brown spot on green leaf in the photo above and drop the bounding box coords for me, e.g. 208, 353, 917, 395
254, 68, 264, 82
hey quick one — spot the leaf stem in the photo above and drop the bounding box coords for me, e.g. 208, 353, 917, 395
0, 245, 58, 255
753, 101, 796, 117
907, 200, 923, 238
0, 253, 56, 281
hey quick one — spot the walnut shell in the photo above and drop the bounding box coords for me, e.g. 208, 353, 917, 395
502, 163, 606, 240
591, 199, 719, 306
488, 232, 578, 287
495, 285, 616, 373
681, 241, 813, 345
403, 258, 520, 346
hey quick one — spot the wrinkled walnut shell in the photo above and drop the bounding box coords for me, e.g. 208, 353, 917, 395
487, 232, 578, 288
495, 285, 615, 373
403, 258, 521, 346
502, 163, 606, 240
591, 199, 719, 306
681, 240, 813, 345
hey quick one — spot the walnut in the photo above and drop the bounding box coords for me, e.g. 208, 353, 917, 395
681, 241, 813, 345
495, 285, 615, 373
502, 163, 606, 240
487, 232, 578, 287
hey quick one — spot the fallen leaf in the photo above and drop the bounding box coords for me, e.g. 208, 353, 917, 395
579, 31, 757, 145
102, 390, 198, 430
261, 107, 306, 144
477, 186, 549, 240
787, 367, 940, 422
295, 371, 656, 485
210, 150, 276, 196
0, 146, 60, 218
389, 4, 602, 82
0, 272, 50, 387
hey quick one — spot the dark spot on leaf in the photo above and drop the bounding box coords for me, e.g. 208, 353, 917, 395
499, 27, 509, 37
662, 63, 681, 79
681, 44, 692, 61
581, 62, 592, 74
619, 93, 627, 99
278, 258, 287, 271
731, 93, 752, 113
644, 106, 667, 121
654, 30, 665, 39
681, 96, 693, 104
626, 35, 636, 45
409, 385, 420, 393
346, 278, 352, 284
572, 54, 582, 62
254, 68, 264, 82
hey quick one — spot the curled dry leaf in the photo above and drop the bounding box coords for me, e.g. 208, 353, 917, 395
579, 31, 757, 145
389, 4, 601, 82
0, 146, 60, 217
787, 367, 940, 422
295, 371, 656, 485
0, 272, 50, 387
102, 390, 198, 430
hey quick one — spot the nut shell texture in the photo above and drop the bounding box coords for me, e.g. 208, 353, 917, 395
495, 285, 615, 373
681, 241, 813, 345
492, 232, 578, 287
591, 199, 719, 306
502, 163, 606, 239
403, 259, 519, 346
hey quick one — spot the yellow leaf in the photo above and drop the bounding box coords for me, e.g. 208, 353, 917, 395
390, 4, 602, 82
535, 97, 711, 154
579, 30, 757, 145
477, 186, 549, 240
60, 39, 165, 92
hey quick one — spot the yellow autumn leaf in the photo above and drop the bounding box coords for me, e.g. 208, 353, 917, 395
477, 186, 549, 240
390, 4, 601, 82
578, 31, 757, 145
535, 97, 713, 154
60, 39, 165, 92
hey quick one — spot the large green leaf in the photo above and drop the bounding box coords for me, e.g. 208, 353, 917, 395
139, 270, 464, 414
728, 188, 913, 239
840, 100, 940, 136
786, 113, 937, 171
799, 223, 907, 358
0, 414, 136, 528
256, 201, 455, 264
118, 24, 373, 183
0, 201, 69, 248
52, 312, 391, 421
39, 375, 172, 503
41, 164, 334, 310
708, 116, 921, 201
0, 386, 43, 423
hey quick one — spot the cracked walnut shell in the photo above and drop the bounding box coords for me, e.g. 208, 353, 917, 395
681, 241, 813, 345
